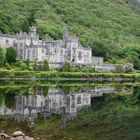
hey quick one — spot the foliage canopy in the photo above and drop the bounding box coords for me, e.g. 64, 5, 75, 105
0, 0, 140, 69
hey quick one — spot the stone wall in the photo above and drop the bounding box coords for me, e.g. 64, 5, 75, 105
92, 64, 117, 71
0, 34, 17, 48
91, 57, 104, 65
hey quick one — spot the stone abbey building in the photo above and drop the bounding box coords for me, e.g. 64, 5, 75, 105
0, 26, 103, 68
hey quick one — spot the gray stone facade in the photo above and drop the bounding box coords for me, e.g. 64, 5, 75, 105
0, 26, 104, 68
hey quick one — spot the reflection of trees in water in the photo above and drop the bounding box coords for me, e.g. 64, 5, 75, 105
138, 94, 140, 103
116, 85, 134, 95
91, 96, 105, 110
28, 87, 34, 94
132, 86, 140, 104
0, 87, 29, 108
0, 94, 5, 107
5, 94, 16, 109
62, 86, 71, 95
0, 85, 139, 126
42, 86, 49, 96
0, 118, 32, 136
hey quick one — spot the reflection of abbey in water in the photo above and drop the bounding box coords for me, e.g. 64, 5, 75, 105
0, 86, 117, 127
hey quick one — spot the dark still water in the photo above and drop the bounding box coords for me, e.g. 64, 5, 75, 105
0, 83, 140, 140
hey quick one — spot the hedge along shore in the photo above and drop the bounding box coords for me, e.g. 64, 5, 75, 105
0, 70, 140, 82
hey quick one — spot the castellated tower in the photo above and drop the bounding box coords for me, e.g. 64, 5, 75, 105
29, 26, 37, 38
63, 24, 69, 42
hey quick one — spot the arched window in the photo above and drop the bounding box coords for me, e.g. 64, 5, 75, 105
78, 51, 82, 60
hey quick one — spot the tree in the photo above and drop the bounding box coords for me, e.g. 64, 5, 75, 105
33, 57, 38, 70
63, 62, 71, 72
43, 86, 49, 96
21, 18, 30, 32
116, 63, 134, 73
24, 58, 31, 67
116, 64, 125, 73
5, 94, 16, 109
28, 63, 34, 71
42, 59, 50, 71
91, 40, 111, 60
124, 63, 134, 73
0, 11, 13, 34
123, 45, 140, 70
6, 47, 17, 64
0, 47, 6, 65
19, 62, 28, 70
28, 9, 36, 26
0, 94, 5, 107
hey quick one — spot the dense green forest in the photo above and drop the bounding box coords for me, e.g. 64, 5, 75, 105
0, 0, 140, 69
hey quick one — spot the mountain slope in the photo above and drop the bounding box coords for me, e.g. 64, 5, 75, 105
0, 0, 140, 68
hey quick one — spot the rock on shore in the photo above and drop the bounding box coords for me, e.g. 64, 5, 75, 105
0, 131, 39, 140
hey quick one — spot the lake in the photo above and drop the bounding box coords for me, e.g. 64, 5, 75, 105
0, 81, 140, 140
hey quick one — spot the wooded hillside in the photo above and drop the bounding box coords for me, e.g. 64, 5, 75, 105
0, 0, 140, 69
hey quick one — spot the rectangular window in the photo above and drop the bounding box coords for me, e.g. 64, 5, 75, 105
86, 52, 90, 57
46, 48, 49, 55
33, 48, 35, 58
54, 48, 57, 53
61, 49, 63, 55
13, 41, 16, 47
6, 39, 9, 44
77, 96, 81, 104
65, 50, 68, 55
19, 49, 23, 59
20, 43, 23, 47
78, 51, 82, 60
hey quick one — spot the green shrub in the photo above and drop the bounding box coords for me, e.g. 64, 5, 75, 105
42, 60, 50, 71
5, 63, 11, 70
28, 63, 34, 71
24, 59, 31, 67
124, 63, 134, 73
6, 47, 17, 64
116, 63, 134, 73
116, 64, 125, 73
0, 47, 6, 65
63, 62, 72, 72
19, 63, 28, 70
0, 70, 10, 78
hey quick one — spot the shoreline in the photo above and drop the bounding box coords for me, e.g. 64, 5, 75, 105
0, 77, 137, 82
0, 70, 140, 82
